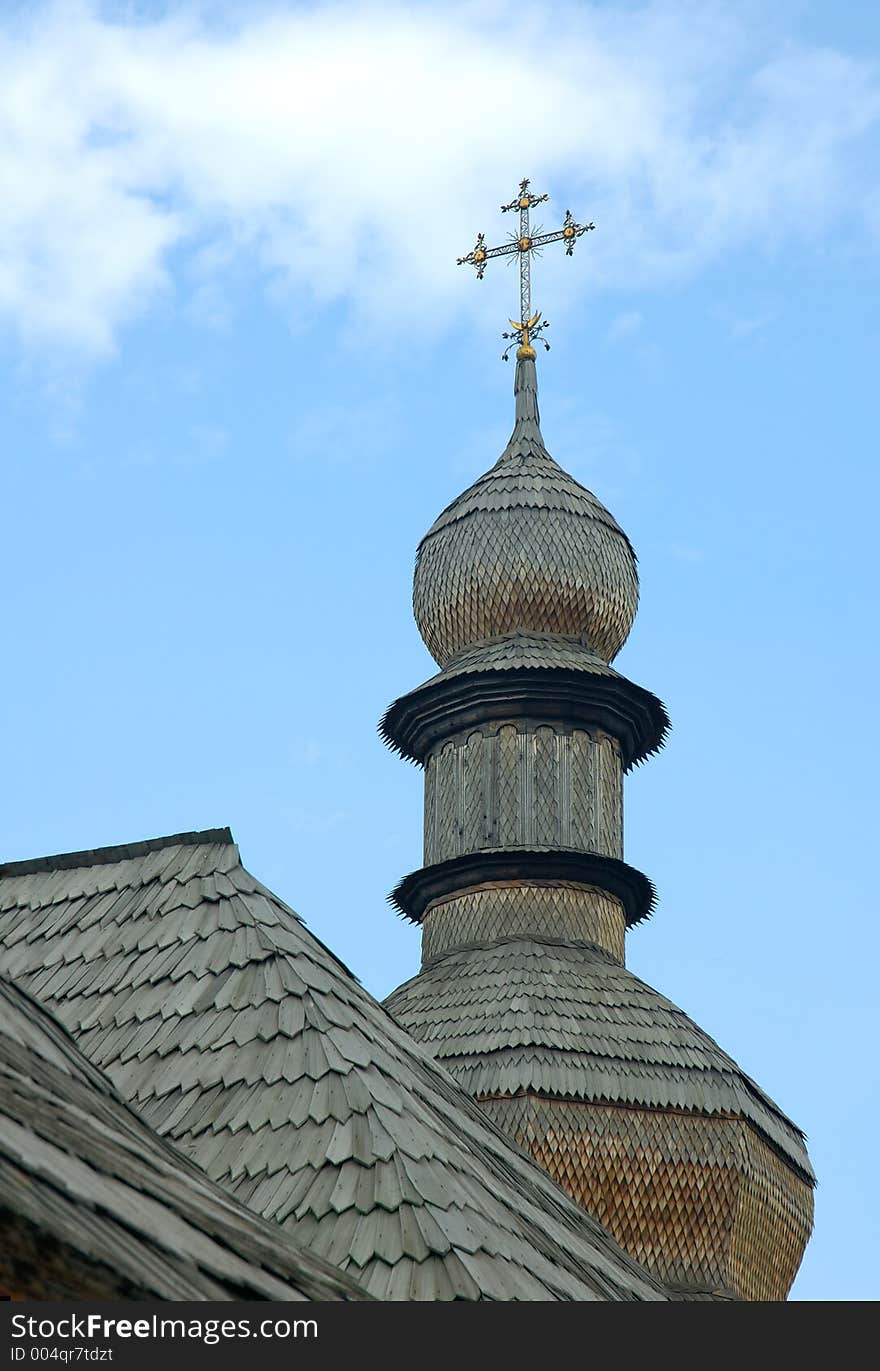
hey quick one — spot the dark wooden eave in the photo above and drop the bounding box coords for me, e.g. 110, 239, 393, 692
381, 666, 669, 770
390, 848, 657, 927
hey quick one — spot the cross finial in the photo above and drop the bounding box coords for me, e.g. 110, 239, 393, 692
457, 177, 595, 360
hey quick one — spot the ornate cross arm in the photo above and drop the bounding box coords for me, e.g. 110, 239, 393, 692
500, 180, 549, 215
457, 178, 595, 359
530, 210, 595, 256
457, 212, 594, 275
457, 233, 517, 280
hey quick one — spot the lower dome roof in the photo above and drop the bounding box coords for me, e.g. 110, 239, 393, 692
384, 936, 814, 1185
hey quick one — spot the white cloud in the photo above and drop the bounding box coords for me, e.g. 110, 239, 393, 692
607, 310, 644, 343
666, 540, 706, 565
293, 740, 322, 768
715, 305, 777, 340
288, 806, 349, 836
0, 1, 878, 356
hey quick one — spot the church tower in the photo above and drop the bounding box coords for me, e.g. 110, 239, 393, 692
382, 182, 815, 1301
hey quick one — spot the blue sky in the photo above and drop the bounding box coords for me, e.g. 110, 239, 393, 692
1, 0, 878, 1300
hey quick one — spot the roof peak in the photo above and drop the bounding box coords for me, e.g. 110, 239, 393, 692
499, 353, 546, 458
0, 826, 234, 878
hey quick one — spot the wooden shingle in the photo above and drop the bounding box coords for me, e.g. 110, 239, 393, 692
0, 829, 666, 1302
0, 978, 369, 1301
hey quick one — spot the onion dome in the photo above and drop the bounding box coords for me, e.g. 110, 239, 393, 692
414, 356, 639, 666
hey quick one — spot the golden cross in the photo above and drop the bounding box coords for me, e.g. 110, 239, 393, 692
457, 177, 595, 359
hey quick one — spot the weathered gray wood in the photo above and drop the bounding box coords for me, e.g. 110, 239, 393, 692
0, 829, 666, 1302
385, 935, 814, 1184
0, 978, 369, 1301
413, 356, 639, 668
424, 723, 623, 864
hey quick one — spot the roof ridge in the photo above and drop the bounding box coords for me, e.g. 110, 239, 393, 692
0, 827, 235, 878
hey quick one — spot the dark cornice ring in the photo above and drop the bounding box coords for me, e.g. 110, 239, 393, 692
380, 667, 669, 772
389, 847, 656, 927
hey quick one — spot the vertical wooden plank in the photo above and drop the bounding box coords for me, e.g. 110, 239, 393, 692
559, 731, 572, 848
483, 729, 497, 849
498, 725, 519, 847
461, 731, 484, 852
520, 729, 534, 847
423, 754, 436, 864
533, 726, 558, 846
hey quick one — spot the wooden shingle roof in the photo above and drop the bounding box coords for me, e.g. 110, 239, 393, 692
385, 936, 815, 1184
0, 977, 369, 1300
412, 356, 640, 666
0, 829, 667, 1302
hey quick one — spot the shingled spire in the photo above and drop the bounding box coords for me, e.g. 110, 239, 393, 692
382, 183, 814, 1300
382, 354, 665, 965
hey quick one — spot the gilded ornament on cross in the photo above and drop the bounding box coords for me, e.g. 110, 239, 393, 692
457, 178, 595, 359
